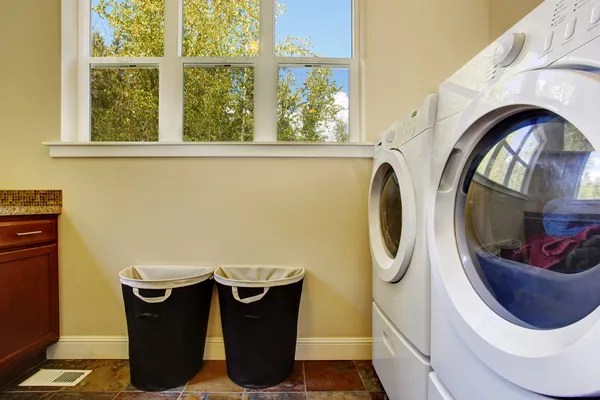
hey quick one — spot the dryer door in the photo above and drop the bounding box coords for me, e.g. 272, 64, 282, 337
370, 148, 417, 283
430, 69, 600, 397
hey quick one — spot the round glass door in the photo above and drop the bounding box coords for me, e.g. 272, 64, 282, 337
369, 149, 417, 283
458, 111, 600, 329
380, 168, 402, 258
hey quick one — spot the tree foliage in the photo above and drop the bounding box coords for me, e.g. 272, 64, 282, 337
91, 0, 348, 142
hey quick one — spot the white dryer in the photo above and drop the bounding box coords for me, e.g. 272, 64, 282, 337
429, 0, 600, 399
370, 95, 437, 400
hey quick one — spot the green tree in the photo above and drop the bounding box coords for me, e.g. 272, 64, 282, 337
333, 119, 349, 143
91, 0, 347, 142
564, 122, 593, 152
578, 154, 600, 199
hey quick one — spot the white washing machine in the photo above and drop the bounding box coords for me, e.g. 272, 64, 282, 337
429, 0, 600, 399
370, 95, 437, 400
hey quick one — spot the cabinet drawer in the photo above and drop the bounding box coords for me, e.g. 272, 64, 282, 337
0, 220, 56, 250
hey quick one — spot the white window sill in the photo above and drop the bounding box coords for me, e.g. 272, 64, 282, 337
44, 142, 374, 159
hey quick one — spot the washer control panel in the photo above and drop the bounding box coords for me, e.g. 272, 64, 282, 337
492, 0, 600, 81
438, 0, 600, 121
532, 1, 596, 60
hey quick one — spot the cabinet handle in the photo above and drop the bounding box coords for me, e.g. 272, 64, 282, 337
16, 231, 43, 236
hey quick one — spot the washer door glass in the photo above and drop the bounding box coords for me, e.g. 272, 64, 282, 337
380, 167, 402, 258
459, 111, 600, 329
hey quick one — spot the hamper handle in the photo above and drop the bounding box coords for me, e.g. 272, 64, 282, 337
232, 287, 269, 304
133, 288, 172, 303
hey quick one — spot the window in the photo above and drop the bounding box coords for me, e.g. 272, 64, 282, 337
61, 0, 362, 147
475, 124, 545, 195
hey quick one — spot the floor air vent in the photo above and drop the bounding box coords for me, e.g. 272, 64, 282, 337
19, 369, 92, 387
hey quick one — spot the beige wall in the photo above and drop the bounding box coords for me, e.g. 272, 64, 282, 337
0, 0, 372, 339
0, 0, 505, 341
489, 0, 544, 40
363, 0, 490, 141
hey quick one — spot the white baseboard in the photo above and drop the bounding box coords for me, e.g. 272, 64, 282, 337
47, 336, 372, 360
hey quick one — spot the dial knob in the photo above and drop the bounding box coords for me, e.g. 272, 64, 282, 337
494, 32, 526, 67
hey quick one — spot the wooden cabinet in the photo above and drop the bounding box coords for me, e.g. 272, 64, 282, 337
0, 215, 59, 387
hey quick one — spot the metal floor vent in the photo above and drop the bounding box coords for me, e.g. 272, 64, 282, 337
19, 369, 92, 387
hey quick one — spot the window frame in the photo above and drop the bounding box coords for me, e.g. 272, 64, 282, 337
57, 0, 367, 157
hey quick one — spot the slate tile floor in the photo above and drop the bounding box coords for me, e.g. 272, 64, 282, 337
0, 360, 388, 400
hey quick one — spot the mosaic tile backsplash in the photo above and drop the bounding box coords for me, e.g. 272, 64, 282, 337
0, 190, 62, 215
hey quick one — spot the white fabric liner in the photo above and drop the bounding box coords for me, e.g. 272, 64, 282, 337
214, 265, 305, 288
120, 265, 216, 290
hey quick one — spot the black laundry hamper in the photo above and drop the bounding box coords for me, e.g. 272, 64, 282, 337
214, 265, 305, 389
120, 265, 215, 392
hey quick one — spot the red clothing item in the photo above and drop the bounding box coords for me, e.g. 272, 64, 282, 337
512, 225, 600, 270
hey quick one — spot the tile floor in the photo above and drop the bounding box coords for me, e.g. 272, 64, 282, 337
0, 360, 388, 400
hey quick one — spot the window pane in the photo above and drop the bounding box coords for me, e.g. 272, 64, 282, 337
183, 0, 259, 57
564, 121, 594, 151
278, 67, 349, 142
487, 145, 513, 185
91, 0, 165, 57
184, 66, 254, 141
578, 153, 600, 199
275, 0, 352, 57
91, 67, 159, 141
507, 161, 526, 192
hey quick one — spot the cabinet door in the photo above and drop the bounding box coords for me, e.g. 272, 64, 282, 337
0, 245, 59, 365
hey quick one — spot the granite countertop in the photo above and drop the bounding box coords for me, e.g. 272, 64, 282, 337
0, 190, 62, 216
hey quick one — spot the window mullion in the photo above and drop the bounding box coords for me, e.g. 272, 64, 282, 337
182, 56, 256, 65
502, 142, 518, 186
504, 156, 518, 187
515, 127, 534, 153
78, 0, 91, 142
484, 142, 504, 176
91, 57, 162, 66
349, 57, 360, 142
159, 0, 184, 142
276, 56, 351, 66
505, 143, 518, 156
254, 0, 277, 142
515, 154, 528, 166
350, 0, 363, 142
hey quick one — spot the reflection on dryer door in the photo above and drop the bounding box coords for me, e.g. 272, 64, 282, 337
463, 112, 600, 330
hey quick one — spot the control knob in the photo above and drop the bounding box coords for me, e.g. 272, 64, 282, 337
494, 32, 526, 67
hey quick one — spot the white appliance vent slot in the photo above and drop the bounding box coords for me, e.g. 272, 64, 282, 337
18, 369, 92, 387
